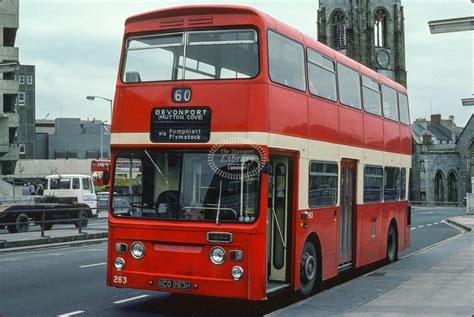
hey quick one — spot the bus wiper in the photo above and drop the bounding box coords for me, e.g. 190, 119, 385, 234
215, 180, 223, 224
144, 150, 170, 189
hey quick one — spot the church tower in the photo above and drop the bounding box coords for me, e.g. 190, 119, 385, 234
317, 0, 407, 87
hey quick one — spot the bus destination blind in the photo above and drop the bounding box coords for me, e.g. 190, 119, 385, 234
150, 107, 211, 143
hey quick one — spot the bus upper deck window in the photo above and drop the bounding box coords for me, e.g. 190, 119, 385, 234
122, 29, 259, 83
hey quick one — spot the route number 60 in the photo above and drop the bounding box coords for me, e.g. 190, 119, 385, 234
172, 88, 192, 103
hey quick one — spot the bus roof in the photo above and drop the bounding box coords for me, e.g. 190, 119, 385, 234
124, 4, 406, 94
125, 5, 266, 25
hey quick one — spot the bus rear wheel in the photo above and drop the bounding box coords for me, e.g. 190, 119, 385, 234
387, 224, 398, 263
300, 242, 317, 296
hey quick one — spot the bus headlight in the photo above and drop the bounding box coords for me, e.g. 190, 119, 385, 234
131, 242, 145, 259
231, 266, 244, 280
210, 246, 226, 265
114, 257, 125, 271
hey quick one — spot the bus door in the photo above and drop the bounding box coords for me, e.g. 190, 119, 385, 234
338, 159, 357, 271
267, 155, 292, 284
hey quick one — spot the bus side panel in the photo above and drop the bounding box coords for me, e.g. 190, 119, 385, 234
363, 113, 384, 151
299, 207, 339, 282
380, 201, 406, 261
339, 107, 364, 148
308, 97, 339, 144
397, 201, 409, 252
383, 120, 401, 153
248, 232, 268, 300
356, 204, 383, 267
248, 83, 270, 132
400, 125, 412, 155
268, 85, 308, 138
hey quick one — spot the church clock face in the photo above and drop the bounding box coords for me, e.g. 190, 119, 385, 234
376, 50, 391, 69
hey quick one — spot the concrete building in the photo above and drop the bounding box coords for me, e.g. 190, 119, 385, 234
35, 118, 110, 160
411, 114, 474, 205
0, 0, 20, 175
317, 0, 407, 87
15, 65, 36, 159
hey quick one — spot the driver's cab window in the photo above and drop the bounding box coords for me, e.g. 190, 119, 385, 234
149, 154, 181, 218
112, 158, 144, 213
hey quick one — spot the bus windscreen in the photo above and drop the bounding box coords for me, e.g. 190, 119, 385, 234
112, 150, 261, 223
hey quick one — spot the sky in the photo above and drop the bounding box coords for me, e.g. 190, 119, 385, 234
16, 0, 474, 126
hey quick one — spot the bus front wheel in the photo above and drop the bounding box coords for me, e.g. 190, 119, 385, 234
300, 242, 317, 296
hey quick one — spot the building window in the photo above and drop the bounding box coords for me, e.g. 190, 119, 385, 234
19, 144, 26, 154
434, 170, 444, 204
55, 150, 66, 159
18, 92, 26, 106
67, 151, 78, 159
27, 76, 33, 85
447, 172, 457, 203
309, 161, 338, 207
19, 75, 24, 84
374, 9, 387, 47
332, 11, 347, 50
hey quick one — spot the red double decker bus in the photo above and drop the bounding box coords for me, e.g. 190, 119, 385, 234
91, 159, 111, 186
107, 5, 411, 301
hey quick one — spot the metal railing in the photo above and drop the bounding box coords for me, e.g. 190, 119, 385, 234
0, 206, 107, 237
409, 200, 462, 207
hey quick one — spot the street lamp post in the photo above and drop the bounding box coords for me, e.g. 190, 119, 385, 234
100, 122, 103, 159
86, 95, 113, 117
86, 96, 112, 159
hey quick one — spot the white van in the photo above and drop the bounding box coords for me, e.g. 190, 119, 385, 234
44, 174, 98, 215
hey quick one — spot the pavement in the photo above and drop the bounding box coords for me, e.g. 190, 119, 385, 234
0, 211, 108, 251
268, 214, 474, 317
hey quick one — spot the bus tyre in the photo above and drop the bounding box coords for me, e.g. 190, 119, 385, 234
7, 213, 30, 233
75, 210, 89, 229
300, 242, 317, 296
387, 225, 398, 263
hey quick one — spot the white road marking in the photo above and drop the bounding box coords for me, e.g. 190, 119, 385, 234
57, 310, 84, 316
427, 224, 432, 226
80, 262, 106, 268
114, 295, 149, 304
410, 227, 416, 230
418, 225, 424, 228
434, 222, 439, 225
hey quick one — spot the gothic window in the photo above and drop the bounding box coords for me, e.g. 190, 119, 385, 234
374, 9, 387, 47
332, 11, 347, 50
447, 171, 458, 203
434, 170, 444, 204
